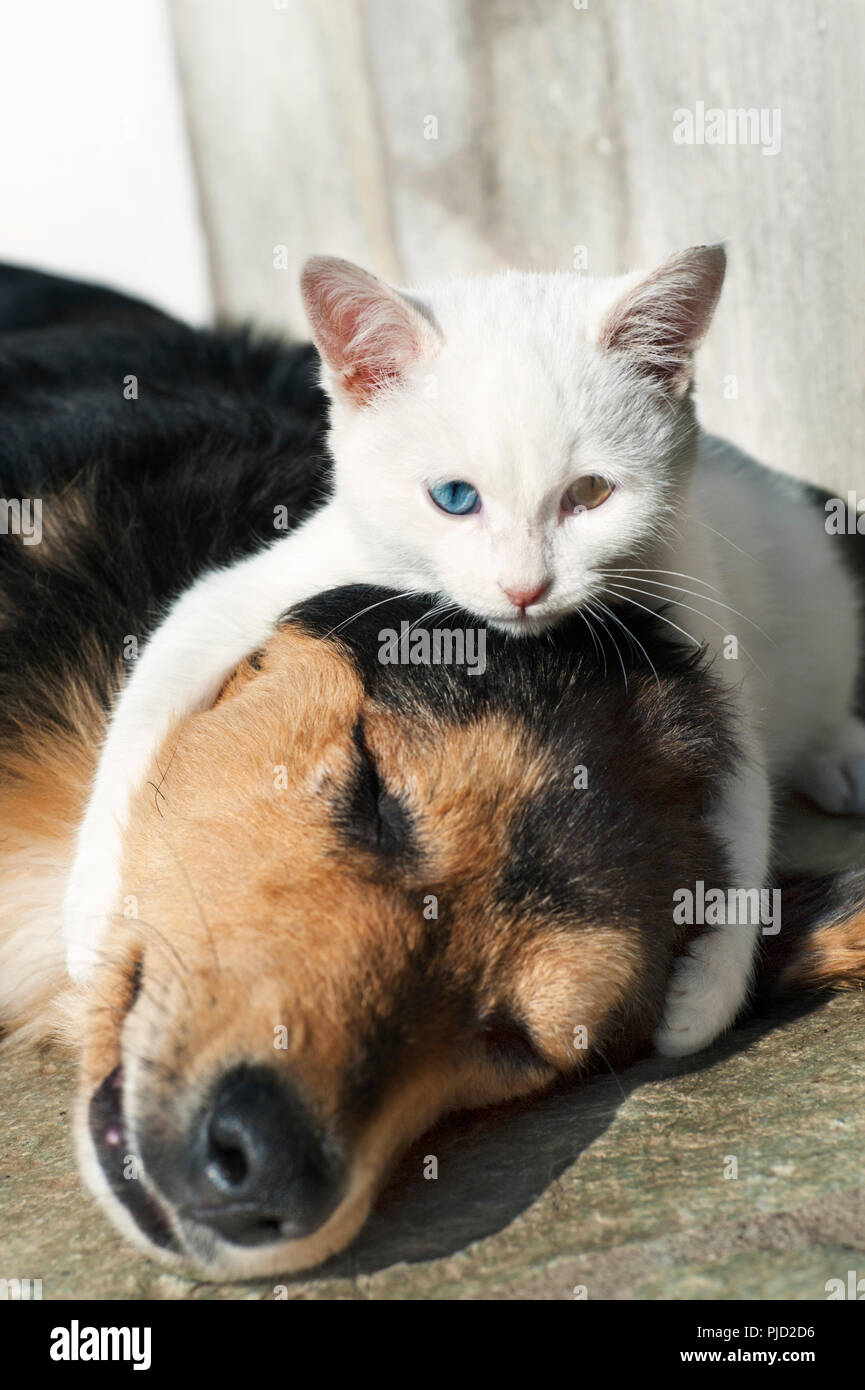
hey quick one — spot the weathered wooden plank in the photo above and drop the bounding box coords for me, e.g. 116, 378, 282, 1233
171, 0, 865, 491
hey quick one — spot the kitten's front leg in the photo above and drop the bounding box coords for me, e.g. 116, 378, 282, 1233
63, 507, 362, 983
653, 750, 771, 1057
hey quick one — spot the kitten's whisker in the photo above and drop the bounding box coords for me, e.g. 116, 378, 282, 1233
582, 604, 608, 677
601, 577, 776, 645
604, 584, 770, 680
431, 602, 462, 624
588, 602, 628, 690
591, 598, 638, 657
599, 568, 720, 594
587, 606, 616, 679
593, 598, 661, 691
405, 603, 445, 636
576, 604, 604, 670
689, 516, 762, 565
324, 590, 425, 637
404, 600, 461, 636
600, 586, 702, 650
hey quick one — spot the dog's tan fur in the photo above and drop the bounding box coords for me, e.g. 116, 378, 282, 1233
775, 913, 865, 994
5, 607, 865, 1277
6, 613, 865, 1277
0, 685, 101, 1047
70, 625, 643, 1275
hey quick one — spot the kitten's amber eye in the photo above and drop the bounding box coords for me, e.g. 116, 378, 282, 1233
563, 475, 614, 514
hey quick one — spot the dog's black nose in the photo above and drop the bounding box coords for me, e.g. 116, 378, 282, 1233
182, 1065, 343, 1246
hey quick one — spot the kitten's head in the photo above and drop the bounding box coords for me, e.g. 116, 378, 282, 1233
301, 246, 725, 631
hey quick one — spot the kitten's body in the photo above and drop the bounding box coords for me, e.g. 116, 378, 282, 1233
650, 436, 864, 1045
63, 249, 865, 1053
688, 437, 862, 784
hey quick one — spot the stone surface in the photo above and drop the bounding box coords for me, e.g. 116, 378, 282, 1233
3, 985, 863, 1301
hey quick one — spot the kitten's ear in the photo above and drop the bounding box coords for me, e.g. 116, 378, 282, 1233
597, 244, 726, 397
300, 256, 441, 406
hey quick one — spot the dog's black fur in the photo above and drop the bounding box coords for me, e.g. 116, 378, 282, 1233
295, 584, 734, 939
0, 266, 330, 760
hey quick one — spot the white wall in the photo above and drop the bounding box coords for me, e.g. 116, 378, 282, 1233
0, 0, 211, 324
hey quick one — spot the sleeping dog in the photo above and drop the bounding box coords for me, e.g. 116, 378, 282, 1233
1, 267, 863, 1279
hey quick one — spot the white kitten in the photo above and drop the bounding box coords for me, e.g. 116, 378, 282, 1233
63, 246, 865, 1056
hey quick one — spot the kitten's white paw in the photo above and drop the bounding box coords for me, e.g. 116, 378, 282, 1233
62, 846, 121, 985
653, 932, 749, 1057
65, 930, 103, 986
797, 734, 865, 816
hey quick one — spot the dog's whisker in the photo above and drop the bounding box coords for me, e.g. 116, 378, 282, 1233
148, 830, 221, 983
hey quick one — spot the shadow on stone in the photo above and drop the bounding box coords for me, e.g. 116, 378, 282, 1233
310, 989, 830, 1279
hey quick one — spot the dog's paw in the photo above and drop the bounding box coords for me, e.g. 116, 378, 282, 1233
653, 933, 748, 1057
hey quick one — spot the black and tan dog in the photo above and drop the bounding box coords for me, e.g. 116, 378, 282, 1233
1, 268, 862, 1279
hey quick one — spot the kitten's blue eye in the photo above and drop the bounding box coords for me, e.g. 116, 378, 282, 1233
428, 480, 481, 515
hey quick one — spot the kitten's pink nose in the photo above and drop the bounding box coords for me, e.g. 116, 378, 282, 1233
501, 582, 550, 611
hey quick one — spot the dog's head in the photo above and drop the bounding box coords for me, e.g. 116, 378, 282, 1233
75, 589, 731, 1278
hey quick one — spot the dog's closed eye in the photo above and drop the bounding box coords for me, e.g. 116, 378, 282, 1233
130, 957, 143, 1007
477, 1009, 549, 1072
335, 721, 417, 861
